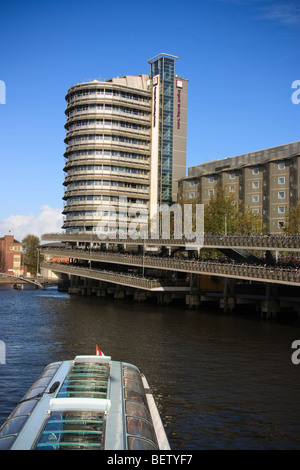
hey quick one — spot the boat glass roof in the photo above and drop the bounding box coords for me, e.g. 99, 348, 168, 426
34, 410, 105, 450
33, 361, 109, 450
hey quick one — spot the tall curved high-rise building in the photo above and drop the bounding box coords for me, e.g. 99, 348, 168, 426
62, 54, 187, 235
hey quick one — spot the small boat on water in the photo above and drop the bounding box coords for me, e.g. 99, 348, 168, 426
13, 284, 23, 290
0, 350, 170, 450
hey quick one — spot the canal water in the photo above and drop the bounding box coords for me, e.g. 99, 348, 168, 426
0, 285, 299, 450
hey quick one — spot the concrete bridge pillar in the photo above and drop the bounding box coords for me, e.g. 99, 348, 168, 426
221, 278, 236, 313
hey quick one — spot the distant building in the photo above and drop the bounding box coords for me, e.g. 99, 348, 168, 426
178, 141, 300, 234
0, 235, 27, 277
62, 53, 188, 234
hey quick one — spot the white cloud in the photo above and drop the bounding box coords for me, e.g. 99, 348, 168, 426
257, 2, 300, 25
0, 205, 63, 242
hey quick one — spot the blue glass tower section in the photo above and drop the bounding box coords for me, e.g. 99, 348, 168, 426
148, 54, 178, 205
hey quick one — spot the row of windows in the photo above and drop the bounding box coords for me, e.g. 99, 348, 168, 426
67, 88, 150, 104
66, 210, 148, 220
192, 163, 288, 186
187, 194, 287, 218
66, 119, 149, 133
251, 162, 286, 173
67, 180, 148, 190
251, 177, 286, 188
66, 149, 148, 161
67, 104, 149, 118
188, 189, 289, 200
67, 134, 149, 147
65, 195, 147, 204
67, 165, 148, 176
251, 192, 287, 202
189, 175, 287, 189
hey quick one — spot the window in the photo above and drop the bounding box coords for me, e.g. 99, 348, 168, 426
252, 209, 259, 215
252, 195, 259, 202
278, 191, 285, 199
189, 181, 195, 187
208, 189, 214, 196
278, 221, 285, 228
252, 181, 259, 189
230, 173, 235, 179
278, 162, 285, 170
189, 192, 195, 199
252, 168, 259, 175
278, 206, 285, 213
278, 176, 285, 184
209, 176, 214, 183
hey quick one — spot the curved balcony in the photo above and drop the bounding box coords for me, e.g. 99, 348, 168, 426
64, 168, 149, 180
63, 189, 149, 203
63, 186, 149, 201
64, 142, 150, 158
65, 117, 151, 135
63, 155, 150, 172
65, 109, 151, 127
65, 89, 151, 113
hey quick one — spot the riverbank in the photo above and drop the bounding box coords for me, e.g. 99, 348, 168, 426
0, 278, 27, 285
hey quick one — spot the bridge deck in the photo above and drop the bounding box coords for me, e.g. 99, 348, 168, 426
42, 233, 300, 251
41, 246, 300, 288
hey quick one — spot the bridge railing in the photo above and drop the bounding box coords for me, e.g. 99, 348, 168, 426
41, 250, 300, 286
42, 232, 300, 250
41, 262, 163, 290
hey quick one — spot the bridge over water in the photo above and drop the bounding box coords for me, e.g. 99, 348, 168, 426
0, 273, 57, 289
42, 233, 300, 251
41, 233, 300, 316
42, 248, 300, 288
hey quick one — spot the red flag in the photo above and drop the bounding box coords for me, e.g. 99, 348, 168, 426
96, 345, 103, 356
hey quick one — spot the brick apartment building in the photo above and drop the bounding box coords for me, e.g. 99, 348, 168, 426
0, 235, 27, 277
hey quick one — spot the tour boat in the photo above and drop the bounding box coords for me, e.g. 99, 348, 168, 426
0, 351, 170, 450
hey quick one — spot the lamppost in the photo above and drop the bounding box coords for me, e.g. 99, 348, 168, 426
36, 248, 40, 277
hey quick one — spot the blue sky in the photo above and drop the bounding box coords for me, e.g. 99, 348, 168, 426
0, 0, 299, 240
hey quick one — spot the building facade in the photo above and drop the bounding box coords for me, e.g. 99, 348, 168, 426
178, 141, 300, 234
0, 235, 26, 276
62, 54, 187, 234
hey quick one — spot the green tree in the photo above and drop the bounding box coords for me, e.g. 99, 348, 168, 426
204, 183, 238, 235
204, 184, 264, 235
235, 202, 263, 235
22, 234, 40, 274
284, 199, 300, 234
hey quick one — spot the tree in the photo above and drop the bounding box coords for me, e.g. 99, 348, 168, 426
204, 183, 238, 235
235, 202, 263, 235
204, 183, 263, 235
284, 199, 300, 235
22, 234, 40, 274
